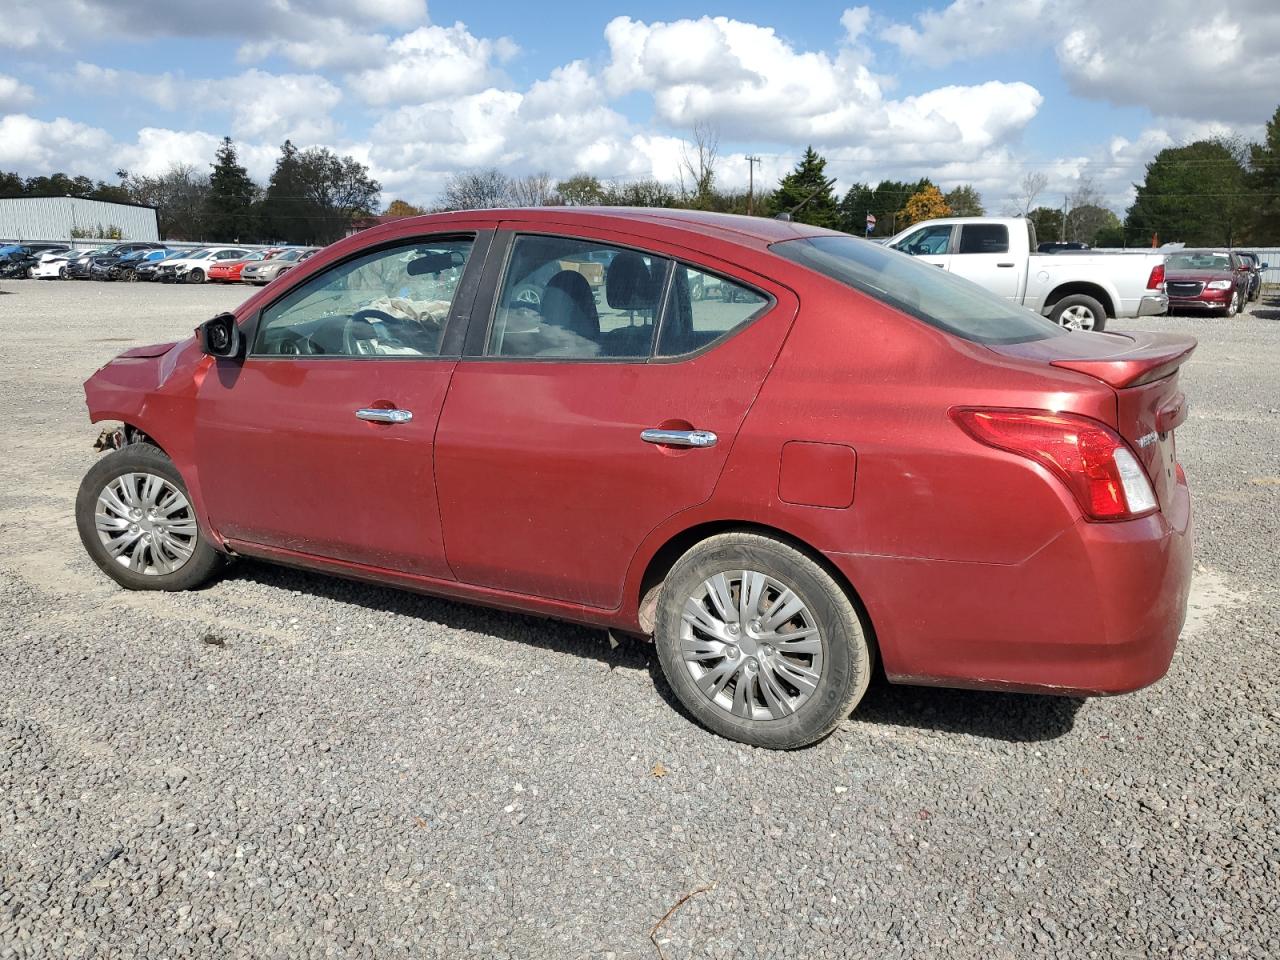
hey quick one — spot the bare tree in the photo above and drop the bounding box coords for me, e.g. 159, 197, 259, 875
679, 121, 719, 208
440, 169, 511, 210
1064, 176, 1117, 245
508, 172, 554, 207
1006, 171, 1049, 217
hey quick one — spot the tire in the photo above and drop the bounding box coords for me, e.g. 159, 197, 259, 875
1221, 290, 1239, 318
1049, 293, 1107, 332
76, 443, 224, 592
653, 533, 873, 749
186, 268, 206, 283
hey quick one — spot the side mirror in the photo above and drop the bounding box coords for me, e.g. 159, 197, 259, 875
199, 312, 244, 359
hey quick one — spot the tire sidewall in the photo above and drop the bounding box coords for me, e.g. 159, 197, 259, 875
76, 444, 220, 591
1051, 294, 1107, 332
654, 535, 869, 749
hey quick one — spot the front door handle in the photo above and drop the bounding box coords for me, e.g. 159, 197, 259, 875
356, 407, 413, 424
641, 428, 718, 448
997, 262, 1015, 268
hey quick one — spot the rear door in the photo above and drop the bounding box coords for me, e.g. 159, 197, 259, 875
433, 226, 799, 608
949, 222, 1022, 301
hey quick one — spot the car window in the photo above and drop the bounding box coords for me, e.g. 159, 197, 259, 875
1166, 252, 1231, 271
254, 237, 473, 358
958, 223, 1009, 254
656, 266, 771, 357
487, 235, 670, 359
772, 235, 1060, 345
893, 224, 953, 256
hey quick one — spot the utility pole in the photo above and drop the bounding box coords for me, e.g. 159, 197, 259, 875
746, 155, 761, 215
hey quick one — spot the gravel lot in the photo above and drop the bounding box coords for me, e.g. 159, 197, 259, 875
1, 278, 1277, 959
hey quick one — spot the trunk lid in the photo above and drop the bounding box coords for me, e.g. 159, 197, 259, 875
990, 330, 1196, 510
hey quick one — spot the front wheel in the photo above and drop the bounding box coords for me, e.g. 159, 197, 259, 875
186, 268, 205, 284
654, 533, 873, 749
76, 443, 224, 591
1049, 294, 1107, 332
1222, 290, 1240, 317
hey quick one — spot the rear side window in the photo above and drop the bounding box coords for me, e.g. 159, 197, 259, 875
772, 235, 1060, 344
958, 223, 1009, 254
656, 265, 771, 357
488, 235, 669, 359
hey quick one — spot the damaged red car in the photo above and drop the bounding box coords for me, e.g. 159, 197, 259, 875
76, 209, 1195, 748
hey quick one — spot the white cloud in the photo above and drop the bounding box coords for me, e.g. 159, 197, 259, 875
347, 23, 517, 106
0, 114, 114, 171
884, 0, 1280, 124
0, 74, 37, 111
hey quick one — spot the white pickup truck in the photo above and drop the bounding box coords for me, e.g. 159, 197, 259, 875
886, 217, 1167, 331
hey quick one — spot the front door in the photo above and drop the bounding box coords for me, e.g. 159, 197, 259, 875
890, 222, 953, 271
195, 232, 489, 579
434, 228, 799, 609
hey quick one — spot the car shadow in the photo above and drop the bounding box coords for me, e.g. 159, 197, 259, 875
227, 560, 1084, 746
1250, 290, 1280, 320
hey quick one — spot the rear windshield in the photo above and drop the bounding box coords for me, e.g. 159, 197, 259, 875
771, 235, 1061, 344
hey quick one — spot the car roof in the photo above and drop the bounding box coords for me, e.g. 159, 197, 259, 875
383, 207, 841, 250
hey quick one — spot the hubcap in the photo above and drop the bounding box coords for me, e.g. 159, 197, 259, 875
1059, 305, 1097, 331
679, 570, 824, 721
94, 472, 197, 575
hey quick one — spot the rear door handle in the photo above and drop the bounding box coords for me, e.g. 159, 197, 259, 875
641, 428, 718, 448
356, 407, 413, 424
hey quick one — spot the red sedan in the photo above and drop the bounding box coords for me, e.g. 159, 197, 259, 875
207, 252, 266, 283
75, 209, 1194, 748
1163, 249, 1250, 316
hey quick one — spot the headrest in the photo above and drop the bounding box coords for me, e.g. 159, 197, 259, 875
606, 252, 655, 310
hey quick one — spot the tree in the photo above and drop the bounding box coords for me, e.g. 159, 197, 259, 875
1249, 105, 1280, 244
772, 147, 837, 228
605, 178, 678, 207
1066, 204, 1120, 246
258, 140, 306, 243
1028, 206, 1064, 244
679, 121, 719, 209
293, 146, 381, 243
1007, 171, 1048, 216
554, 174, 607, 206
441, 169, 511, 210
0, 170, 23, 197
898, 185, 952, 228
944, 184, 985, 216
203, 137, 256, 242
123, 163, 209, 239
384, 199, 426, 217
508, 172, 554, 207
1125, 139, 1250, 246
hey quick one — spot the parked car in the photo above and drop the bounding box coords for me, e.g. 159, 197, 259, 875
1037, 241, 1091, 253
207, 251, 266, 283
108, 248, 171, 281
136, 249, 189, 282
240, 247, 318, 285
72, 241, 166, 280
30, 249, 81, 280
1163, 250, 1251, 316
1235, 251, 1267, 302
157, 247, 252, 283
75, 209, 1195, 749
888, 217, 1168, 331
0, 243, 72, 278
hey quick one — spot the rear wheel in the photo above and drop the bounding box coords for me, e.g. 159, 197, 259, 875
654, 533, 872, 749
76, 443, 224, 592
1049, 294, 1107, 332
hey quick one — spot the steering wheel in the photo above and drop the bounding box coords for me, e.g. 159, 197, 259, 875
346, 308, 439, 355
277, 330, 318, 355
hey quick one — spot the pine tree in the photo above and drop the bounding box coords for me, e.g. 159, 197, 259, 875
204, 137, 257, 242
260, 140, 306, 244
772, 147, 837, 228
1249, 106, 1280, 244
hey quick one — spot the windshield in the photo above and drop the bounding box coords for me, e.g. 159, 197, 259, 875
1166, 252, 1231, 272
771, 235, 1060, 344
181, 249, 209, 259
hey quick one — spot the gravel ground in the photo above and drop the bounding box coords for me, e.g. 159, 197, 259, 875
1, 278, 1277, 959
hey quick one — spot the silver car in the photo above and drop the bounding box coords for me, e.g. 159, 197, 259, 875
241, 248, 319, 285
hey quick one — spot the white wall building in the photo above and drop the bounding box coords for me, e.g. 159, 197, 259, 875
0, 196, 160, 242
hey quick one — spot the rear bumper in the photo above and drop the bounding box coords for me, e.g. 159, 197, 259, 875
1138, 294, 1168, 317
832, 477, 1193, 696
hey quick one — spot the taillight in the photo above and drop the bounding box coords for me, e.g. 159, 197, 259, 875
1147, 263, 1165, 290
951, 408, 1158, 521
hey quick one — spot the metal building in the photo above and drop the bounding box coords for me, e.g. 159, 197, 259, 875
0, 196, 159, 242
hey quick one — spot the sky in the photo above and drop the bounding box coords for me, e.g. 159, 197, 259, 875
1, 0, 1278, 214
